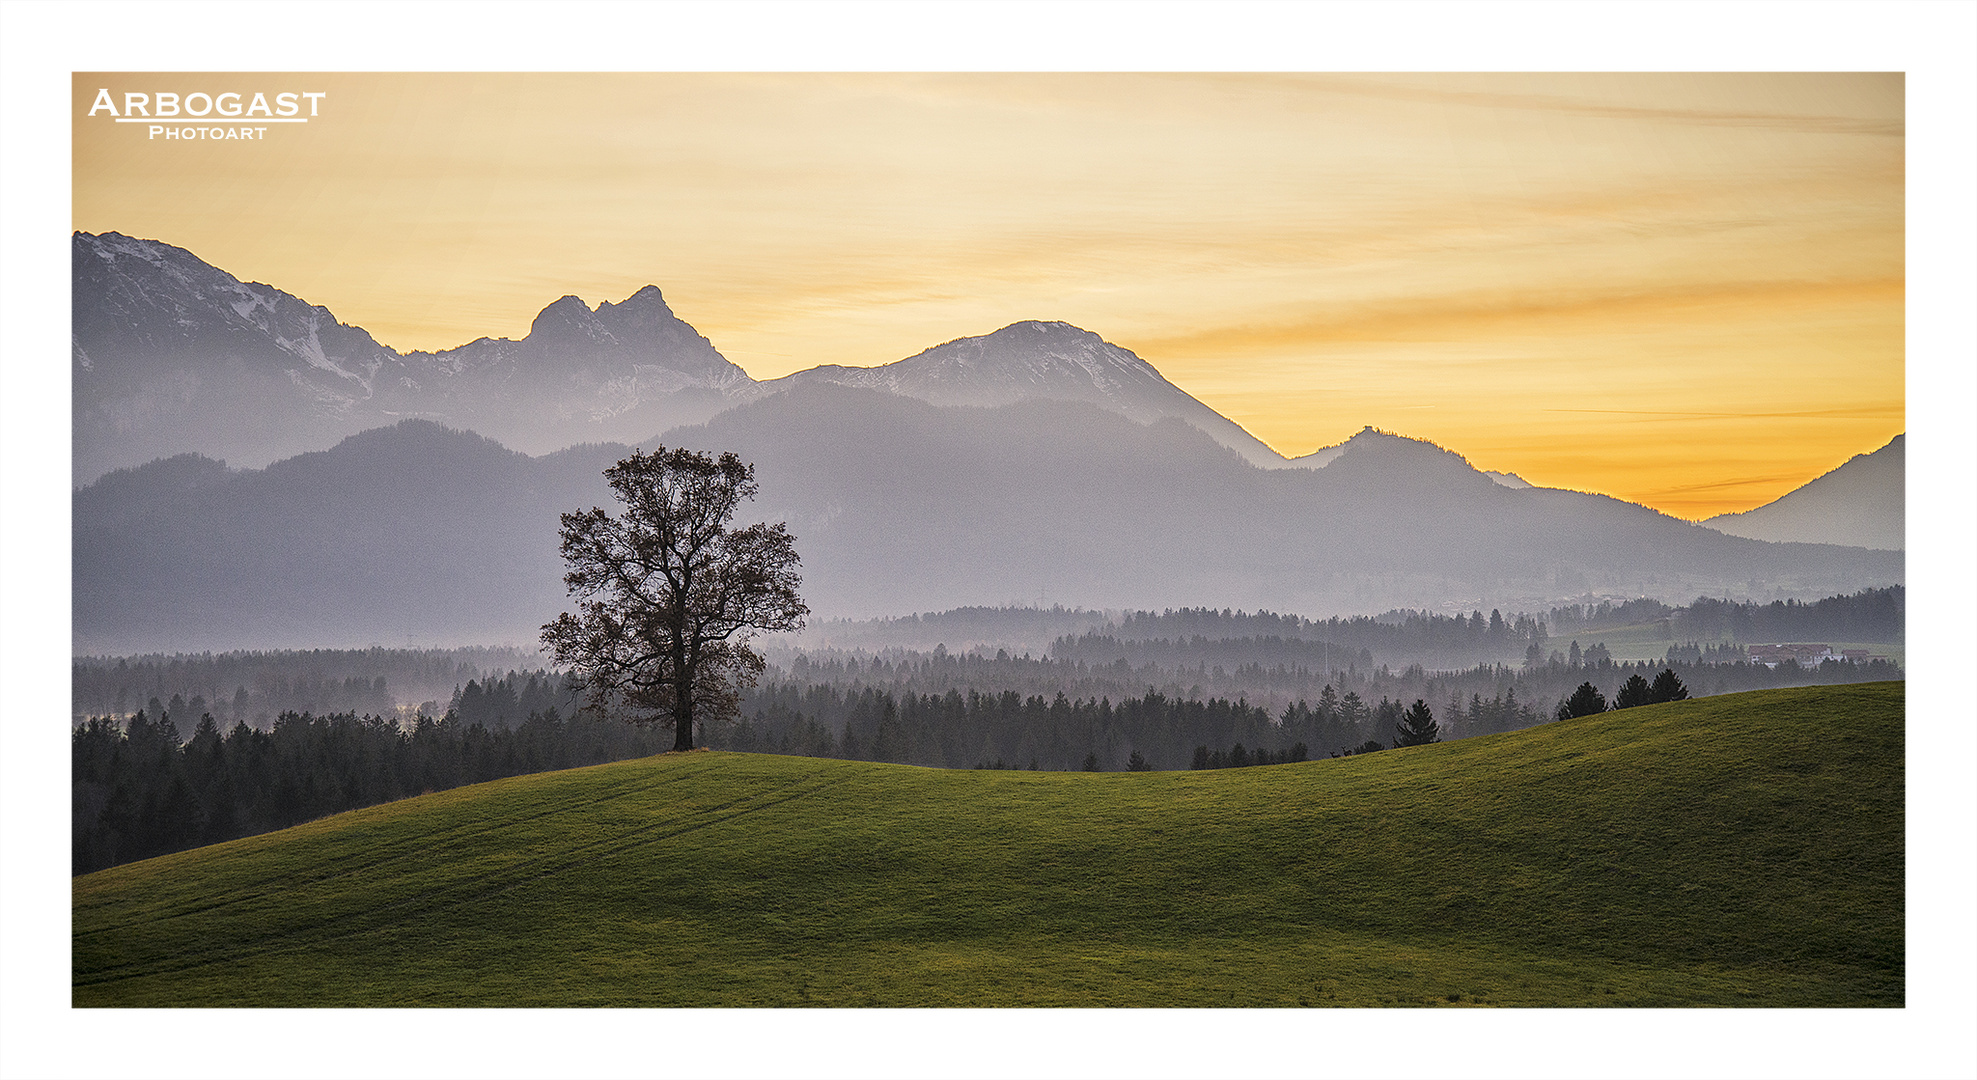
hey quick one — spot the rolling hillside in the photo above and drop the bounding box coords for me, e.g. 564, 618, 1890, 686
73, 683, 1902, 1007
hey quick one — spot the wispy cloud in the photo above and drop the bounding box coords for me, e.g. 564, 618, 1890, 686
1133, 277, 1903, 359
1300, 73, 1905, 138
1542, 405, 1905, 423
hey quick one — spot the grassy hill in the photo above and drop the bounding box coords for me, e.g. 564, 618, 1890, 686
72, 682, 1902, 1007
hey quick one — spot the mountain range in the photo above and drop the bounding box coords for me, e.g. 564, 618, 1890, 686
75, 394, 1902, 654
70, 232, 1557, 488
71, 232, 1905, 652
72, 230, 1889, 515
75, 232, 1299, 483
73, 232, 753, 483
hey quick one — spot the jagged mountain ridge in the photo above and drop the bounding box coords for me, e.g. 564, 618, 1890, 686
1702, 435, 1904, 550
72, 232, 754, 481
389, 286, 754, 448
74, 232, 1340, 483
74, 392, 1903, 654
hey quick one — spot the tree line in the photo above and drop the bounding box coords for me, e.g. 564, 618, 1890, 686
716, 682, 1461, 773
1544, 586, 1902, 642
72, 705, 669, 874
717, 685, 1290, 773
71, 645, 551, 729
794, 588, 1901, 678
1672, 587, 1902, 644
1099, 605, 1552, 668
763, 644, 1898, 739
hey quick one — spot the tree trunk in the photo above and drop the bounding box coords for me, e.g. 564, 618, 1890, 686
673, 675, 695, 752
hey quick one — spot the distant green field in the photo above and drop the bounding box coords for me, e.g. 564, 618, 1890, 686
73, 683, 1903, 1007
1555, 620, 1703, 660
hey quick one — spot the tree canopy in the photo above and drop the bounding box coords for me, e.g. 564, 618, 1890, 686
542, 448, 807, 751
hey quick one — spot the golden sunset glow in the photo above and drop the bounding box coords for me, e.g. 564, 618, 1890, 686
72, 72, 1903, 518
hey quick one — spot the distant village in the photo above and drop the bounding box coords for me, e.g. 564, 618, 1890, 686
1744, 643, 1890, 669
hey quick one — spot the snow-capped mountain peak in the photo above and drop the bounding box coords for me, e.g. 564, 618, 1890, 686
761, 320, 1286, 467
71, 231, 756, 481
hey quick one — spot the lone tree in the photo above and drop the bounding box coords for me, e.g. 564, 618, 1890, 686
1393, 699, 1440, 747
541, 448, 807, 752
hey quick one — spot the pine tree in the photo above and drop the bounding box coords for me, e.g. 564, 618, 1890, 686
1558, 681, 1608, 720
1393, 699, 1439, 747
1373, 698, 1403, 741
1613, 673, 1653, 709
1648, 668, 1690, 704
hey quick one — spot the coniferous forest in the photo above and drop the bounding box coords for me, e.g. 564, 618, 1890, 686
70, 705, 675, 874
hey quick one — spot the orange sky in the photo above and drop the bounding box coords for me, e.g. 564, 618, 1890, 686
72, 72, 1903, 518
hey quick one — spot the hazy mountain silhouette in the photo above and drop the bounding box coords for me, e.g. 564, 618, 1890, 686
73, 231, 405, 485
75, 233, 1311, 484
73, 421, 614, 653
758, 320, 1287, 467
1701, 435, 1903, 550
72, 232, 752, 483
75, 393, 1903, 654
1284, 427, 1533, 489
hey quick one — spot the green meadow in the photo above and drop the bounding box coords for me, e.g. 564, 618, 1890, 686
73, 683, 1902, 1007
